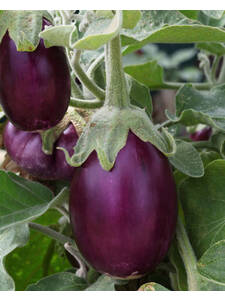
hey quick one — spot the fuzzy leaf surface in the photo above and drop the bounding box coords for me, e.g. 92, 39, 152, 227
0, 170, 69, 231
0, 224, 29, 291
27, 272, 87, 291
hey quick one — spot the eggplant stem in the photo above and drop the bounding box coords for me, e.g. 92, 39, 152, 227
71, 50, 105, 100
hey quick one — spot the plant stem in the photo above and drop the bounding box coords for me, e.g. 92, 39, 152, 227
71, 76, 84, 99
211, 55, 220, 82
29, 222, 74, 245
70, 97, 103, 109
55, 206, 70, 222
71, 50, 105, 100
176, 217, 200, 291
87, 52, 105, 80
105, 34, 130, 108
161, 81, 213, 91
218, 55, 225, 84
64, 242, 87, 279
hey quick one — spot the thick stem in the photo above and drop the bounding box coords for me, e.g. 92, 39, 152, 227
176, 217, 200, 291
71, 50, 105, 100
105, 34, 130, 108
70, 97, 103, 109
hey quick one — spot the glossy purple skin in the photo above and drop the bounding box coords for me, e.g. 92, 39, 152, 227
190, 127, 212, 141
0, 21, 71, 131
3, 121, 78, 181
70, 132, 177, 278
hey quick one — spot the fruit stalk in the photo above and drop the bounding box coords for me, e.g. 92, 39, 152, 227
104, 34, 130, 108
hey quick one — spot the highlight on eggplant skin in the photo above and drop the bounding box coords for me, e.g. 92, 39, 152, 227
3, 121, 78, 181
69, 131, 178, 279
0, 19, 71, 131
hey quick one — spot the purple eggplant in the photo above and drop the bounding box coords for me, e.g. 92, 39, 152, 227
0, 19, 70, 131
3, 121, 78, 181
69, 132, 177, 278
190, 127, 212, 141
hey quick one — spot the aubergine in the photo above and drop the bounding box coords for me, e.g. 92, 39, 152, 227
3, 121, 78, 181
0, 19, 71, 131
69, 131, 177, 278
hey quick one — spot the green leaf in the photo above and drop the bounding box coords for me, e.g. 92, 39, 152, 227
124, 60, 165, 90
122, 10, 225, 55
39, 25, 76, 48
128, 77, 152, 117
5, 209, 71, 291
0, 170, 69, 231
198, 240, 225, 285
180, 160, 225, 258
86, 275, 116, 291
196, 42, 225, 56
197, 11, 225, 27
174, 84, 225, 131
179, 10, 199, 20
0, 224, 29, 291
202, 10, 225, 19
138, 282, 169, 291
123, 47, 198, 87
26, 272, 87, 291
200, 150, 221, 168
8, 10, 52, 51
72, 11, 122, 50
122, 10, 141, 29
169, 140, 204, 177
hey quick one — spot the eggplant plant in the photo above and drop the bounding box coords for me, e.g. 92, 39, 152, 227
0, 10, 225, 291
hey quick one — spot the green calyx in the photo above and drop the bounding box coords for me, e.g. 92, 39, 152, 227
41, 108, 86, 155
59, 104, 176, 171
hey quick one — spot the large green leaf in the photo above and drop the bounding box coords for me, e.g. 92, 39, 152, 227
0, 224, 29, 291
39, 24, 77, 48
5, 209, 71, 291
169, 140, 204, 177
171, 84, 225, 131
122, 11, 225, 55
122, 10, 141, 29
179, 160, 225, 258
27, 272, 87, 291
128, 77, 152, 117
198, 240, 225, 285
0, 170, 68, 231
73, 10, 122, 50
124, 61, 165, 90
